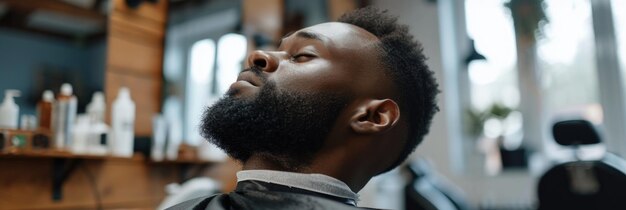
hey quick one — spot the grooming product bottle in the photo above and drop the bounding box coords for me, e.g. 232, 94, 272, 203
165, 116, 182, 160
0, 90, 20, 129
52, 83, 77, 150
72, 114, 90, 154
37, 90, 54, 131
86, 91, 105, 123
20, 115, 37, 130
111, 87, 135, 157
151, 114, 166, 161
88, 120, 109, 155
86, 91, 109, 155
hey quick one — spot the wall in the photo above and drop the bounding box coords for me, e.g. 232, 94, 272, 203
105, 0, 167, 136
371, 0, 535, 208
0, 28, 106, 116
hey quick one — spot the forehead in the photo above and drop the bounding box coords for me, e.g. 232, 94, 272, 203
293, 22, 390, 96
295, 22, 379, 49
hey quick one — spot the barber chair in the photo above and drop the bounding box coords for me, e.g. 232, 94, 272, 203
537, 120, 626, 210
404, 158, 469, 210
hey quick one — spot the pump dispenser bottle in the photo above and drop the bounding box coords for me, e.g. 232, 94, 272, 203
52, 83, 77, 149
0, 90, 20, 129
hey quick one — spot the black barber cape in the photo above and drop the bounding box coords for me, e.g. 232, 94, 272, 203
166, 180, 380, 210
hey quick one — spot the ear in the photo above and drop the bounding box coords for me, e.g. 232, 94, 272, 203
350, 99, 401, 134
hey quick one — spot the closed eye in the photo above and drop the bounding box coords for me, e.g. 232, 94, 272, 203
291, 53, 316, 62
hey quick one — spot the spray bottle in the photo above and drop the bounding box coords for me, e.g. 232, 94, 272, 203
52, 84, 77, 150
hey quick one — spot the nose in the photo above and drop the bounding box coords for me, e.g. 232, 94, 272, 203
247, 50, 278, 72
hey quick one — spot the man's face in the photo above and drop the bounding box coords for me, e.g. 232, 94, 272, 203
200, 22, 382, 168
231, 22, 382, 99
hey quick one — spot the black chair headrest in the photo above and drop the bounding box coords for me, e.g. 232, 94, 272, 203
552, 120, 601, 146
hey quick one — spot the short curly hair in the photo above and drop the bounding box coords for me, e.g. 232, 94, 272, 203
338, 7, 439, 172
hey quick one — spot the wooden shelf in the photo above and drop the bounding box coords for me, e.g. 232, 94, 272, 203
2, 150, 221, 181
0, 150, 136, 161
1, 150, 142, 201
150, 158, 219, 183
150, 159, 217, 164
0, 150, 221, 164
1, 150, 221, 200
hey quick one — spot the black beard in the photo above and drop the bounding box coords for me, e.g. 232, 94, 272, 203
200, 79, 349, 170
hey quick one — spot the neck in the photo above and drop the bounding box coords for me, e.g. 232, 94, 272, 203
242, 153, 298, 171
242, 150, 373, 192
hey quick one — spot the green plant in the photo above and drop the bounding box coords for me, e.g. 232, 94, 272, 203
505, 0, 548, 43
466, 103, 514, 137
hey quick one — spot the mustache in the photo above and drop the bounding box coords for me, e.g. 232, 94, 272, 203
241, 66, 266, 81
237, 65, 268, 88
225, 66, 269, 97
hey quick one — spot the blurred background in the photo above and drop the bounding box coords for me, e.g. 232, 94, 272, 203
1, 0, 625, 209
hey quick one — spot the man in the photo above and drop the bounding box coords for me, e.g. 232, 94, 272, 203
168, 6, 438, 210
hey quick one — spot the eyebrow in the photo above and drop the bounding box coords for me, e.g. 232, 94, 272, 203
277, 31, 324, 48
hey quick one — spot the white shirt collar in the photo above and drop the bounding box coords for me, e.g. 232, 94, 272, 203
236, 170, 360, 203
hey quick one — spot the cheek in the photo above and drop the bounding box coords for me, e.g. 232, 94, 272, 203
272, 62, 350, 93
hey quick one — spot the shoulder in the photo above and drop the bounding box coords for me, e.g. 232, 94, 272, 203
163, 194, 221, 210
164, 191, 381, 210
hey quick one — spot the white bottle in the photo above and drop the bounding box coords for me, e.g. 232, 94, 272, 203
166, 117, 182, 160
163, 97, 183, 160
53, 84, 78, 150
151, 114, 166, 161
85, 91, 109, 155
72, 114, 90, 154
0, 90, 20, 129
88, 121, 109, 155
86, 92, 106, 123
111, 87, 135, 157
